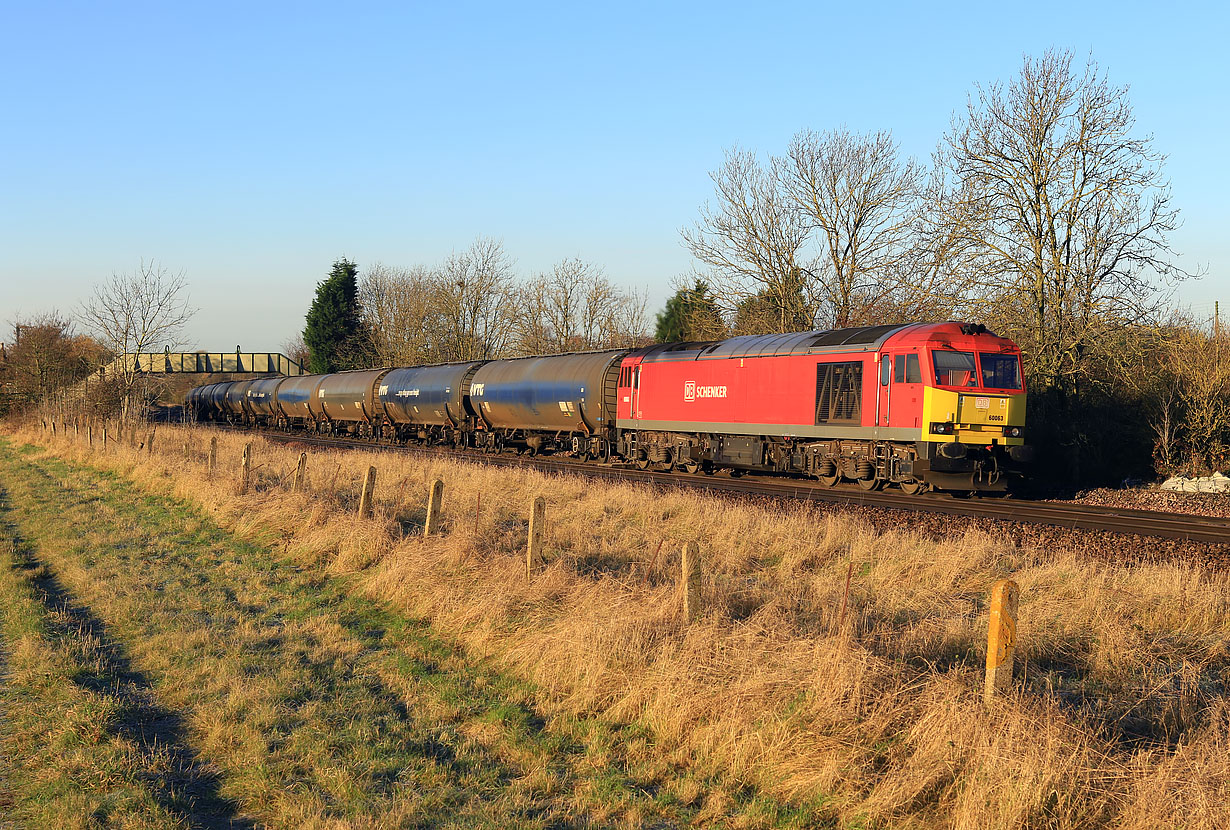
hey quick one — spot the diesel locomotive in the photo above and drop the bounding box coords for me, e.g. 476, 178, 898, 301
187, 322, 1030, 493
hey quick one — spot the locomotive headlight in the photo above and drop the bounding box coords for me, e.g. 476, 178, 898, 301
930, 421, 954, 435
1005, 426, 1023, 438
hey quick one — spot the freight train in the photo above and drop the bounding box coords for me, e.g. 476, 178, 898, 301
186, 322, 1030, 493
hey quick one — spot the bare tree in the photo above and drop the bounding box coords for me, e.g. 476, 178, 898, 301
681, 147, 812, 332
436, 237, 518, 361
931, 49, 1195, 394
779, 128, 924, 327
359, 263, 446, 365
515, 258, 649, 354
80, 259, 194, 419
1, 313, 107, 405
280, 333, 311, 371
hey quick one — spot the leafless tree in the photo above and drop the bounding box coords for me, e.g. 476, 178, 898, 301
280, 333, 311, 371
681, 147, 812, 332
515, 259, 650, 354
779, 128, 924, 327
79, 260, 194, 419
435, 237, 518, 361
359, 263, 447, 365
0, 313, 107, 405
931, 49, 1195, 393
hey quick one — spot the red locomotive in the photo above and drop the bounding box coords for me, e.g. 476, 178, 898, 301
615, 322, 1027, 492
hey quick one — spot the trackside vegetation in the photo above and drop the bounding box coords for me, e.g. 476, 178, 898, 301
3, 421, 1230, 828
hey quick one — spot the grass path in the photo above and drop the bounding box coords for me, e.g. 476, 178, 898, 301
0, 440, 819, 828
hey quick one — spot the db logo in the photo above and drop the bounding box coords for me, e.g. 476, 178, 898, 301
684, 381, 696, 402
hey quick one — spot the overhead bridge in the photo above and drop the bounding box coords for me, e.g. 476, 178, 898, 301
111, 351, 305, 376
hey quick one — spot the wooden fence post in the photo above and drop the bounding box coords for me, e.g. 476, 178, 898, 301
102, 425, 108, 448
293, 452, 307, 493
424, 479, 444, 535
239, 443, 252, 495
87, 424, 94, 447
984, 579, 1020, 704
681, 541, 701, 622
145, 429, 156, 455
358, 466, 377, 518
207, 437, 217, 478
526, 496, 546, 578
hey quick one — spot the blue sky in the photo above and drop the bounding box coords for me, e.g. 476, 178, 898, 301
2, 1, 1226, 351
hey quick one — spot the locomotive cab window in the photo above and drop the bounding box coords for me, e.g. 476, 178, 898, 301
815, 361, 863, 424
894, 354, 921, 384
932, 350, 978, 387
979, 353, 1023, 390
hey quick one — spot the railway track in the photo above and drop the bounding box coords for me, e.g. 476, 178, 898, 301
231, 428, 1230, 546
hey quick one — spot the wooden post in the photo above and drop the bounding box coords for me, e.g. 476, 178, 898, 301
184, 439, 190, 461
50, 420, 56, 435
239, 443, 252, 495
87, 424, 94, 447
358, 466, 377, 518
526, 496, 546, 578
681, 541, 701, 622
145, 429, 155, 455
984, 579, 1020, 704
207, 437, 217, 478
293, 452, 307, 493
102, 425, 108, 448
424, 479, 444, 535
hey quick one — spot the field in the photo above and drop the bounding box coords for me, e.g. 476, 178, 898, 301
1, 419, 1228, 828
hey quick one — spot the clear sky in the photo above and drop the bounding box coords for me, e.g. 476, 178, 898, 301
2, 1, 1227, 352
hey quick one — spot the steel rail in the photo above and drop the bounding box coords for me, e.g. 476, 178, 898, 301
225, 427, 1230, 546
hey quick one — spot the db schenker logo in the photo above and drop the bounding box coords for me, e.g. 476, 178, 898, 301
684, 380, 727, 402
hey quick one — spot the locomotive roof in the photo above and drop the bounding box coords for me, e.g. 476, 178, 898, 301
635, 324, 912, 363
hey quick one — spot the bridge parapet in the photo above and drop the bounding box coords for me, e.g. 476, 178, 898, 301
112, 351, 305, 376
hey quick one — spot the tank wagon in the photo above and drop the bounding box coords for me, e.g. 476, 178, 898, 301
378, 361, 485, 443
187, 322, 1030, 493
468, 351, 623, 457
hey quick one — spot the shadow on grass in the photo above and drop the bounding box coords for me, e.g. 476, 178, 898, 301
1, 519, 254, 830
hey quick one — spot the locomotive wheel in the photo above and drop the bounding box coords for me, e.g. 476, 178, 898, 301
857, 476, 882, 491
817, 472, 839, 487
680, 461, 700, 474
900, 479, 924, 495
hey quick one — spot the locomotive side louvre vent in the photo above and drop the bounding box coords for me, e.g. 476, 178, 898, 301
815, 361, 863, 424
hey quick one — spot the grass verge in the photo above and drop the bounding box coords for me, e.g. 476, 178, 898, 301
6, 419, 1230, 828
0, 439, 829, 827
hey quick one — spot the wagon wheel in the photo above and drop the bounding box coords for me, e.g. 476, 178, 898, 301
856, 476, 882, 491
680, 461, 700, 475
817, 472, 839, 488
633, 450, 650, 471
900, 479, 924, 495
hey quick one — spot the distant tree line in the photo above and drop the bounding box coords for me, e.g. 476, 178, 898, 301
299, 240, 650, 373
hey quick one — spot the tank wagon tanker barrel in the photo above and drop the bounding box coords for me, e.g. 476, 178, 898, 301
186, 322, 1031, 494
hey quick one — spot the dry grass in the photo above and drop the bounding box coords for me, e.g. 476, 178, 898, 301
11, 418, 1230, 828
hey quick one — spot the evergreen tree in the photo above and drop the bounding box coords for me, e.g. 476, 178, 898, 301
654, 280, 724, 342
303, 258, 368, 373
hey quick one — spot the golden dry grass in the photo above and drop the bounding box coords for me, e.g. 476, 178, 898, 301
12, 417, 1230, 828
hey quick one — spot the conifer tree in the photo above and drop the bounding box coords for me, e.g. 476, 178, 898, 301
303, 258, 368, 373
